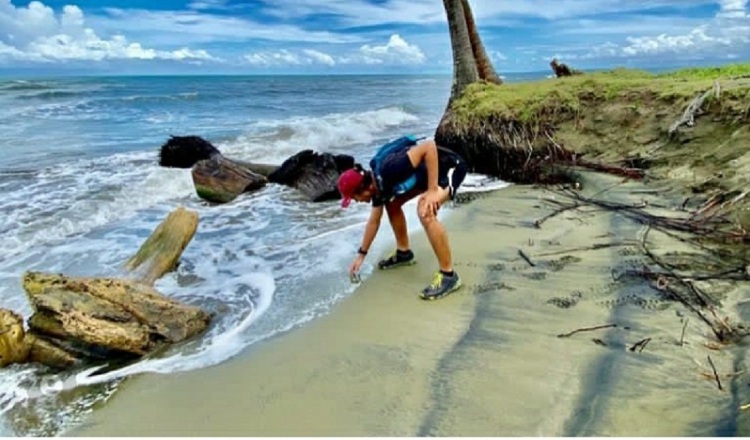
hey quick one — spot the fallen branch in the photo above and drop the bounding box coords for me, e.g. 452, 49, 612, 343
545, 133, 645, 180
639, 226, 728, 341
621, 267, 749, 283
534, 203, 580, 228
557, 323, 619, 338
629, 338, 651, 353
669, 81, 720, 137
577, 160, 646, 180
680, 320, 688, 346
536, 241, 638, 258
518, 249, 536, 267
707, 355, 723, 391
701, 370, 744, 380
555, 190, 748, 242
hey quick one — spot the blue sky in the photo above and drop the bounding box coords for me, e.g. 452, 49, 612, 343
0, 0, 748, 75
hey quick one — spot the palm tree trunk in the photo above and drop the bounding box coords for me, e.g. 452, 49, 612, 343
461, 0, 501, 84
443, 0, 480, 103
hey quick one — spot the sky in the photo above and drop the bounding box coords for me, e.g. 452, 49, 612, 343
0, 0, 748, 75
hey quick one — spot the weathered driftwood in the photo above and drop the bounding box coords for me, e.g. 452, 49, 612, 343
159, 135, 355, 204
668, 81, 721, 137
550, 58, 583, 78
23, 273, 210, 359
0, 309, 29, 368
192, 155, 268, 204
0, 207, 211, 370
126, 206, 199, 285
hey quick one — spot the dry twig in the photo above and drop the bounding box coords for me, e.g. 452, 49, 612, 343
707, 355, 723, 391
518, 249, 536, 267
557, 323, 619, 338
629, 338, 652, 353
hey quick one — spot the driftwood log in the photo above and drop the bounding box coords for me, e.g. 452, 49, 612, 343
159, 135, 354, 204
550, 58, 582, 78
0, 207, 210, 370
668, 81, 721, 137
125, 207, 200, 285
267, 149, 355, 202
192, 155, 268, 204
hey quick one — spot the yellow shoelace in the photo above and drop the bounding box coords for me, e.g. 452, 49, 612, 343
429, 272, 443, 289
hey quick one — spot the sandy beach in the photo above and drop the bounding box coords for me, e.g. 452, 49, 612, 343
71, 172, 747, 437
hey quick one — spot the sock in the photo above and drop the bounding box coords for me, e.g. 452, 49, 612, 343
440, 270, 455, 278
397, 249, 412, 257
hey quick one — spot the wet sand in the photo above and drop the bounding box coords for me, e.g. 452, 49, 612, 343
71, 173, 746, 436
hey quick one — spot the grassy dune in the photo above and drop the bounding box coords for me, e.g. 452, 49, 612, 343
451, 63, 750, 228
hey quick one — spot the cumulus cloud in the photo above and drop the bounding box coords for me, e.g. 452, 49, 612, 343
571, 0, 750, 60
303, 49, 336, 66
621, 27, 728, 56
243, 49, 337, 66
0, 0, 218, 63
358, 34, 426, 64
242, 35, 425, 68
718, 0, 749, 18
243, 50, 302, 66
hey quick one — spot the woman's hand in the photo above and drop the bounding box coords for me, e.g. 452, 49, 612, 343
349, 253, 365, 277
420, 189, 442, 217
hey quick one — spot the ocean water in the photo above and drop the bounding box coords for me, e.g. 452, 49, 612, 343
0, 73, 535, 436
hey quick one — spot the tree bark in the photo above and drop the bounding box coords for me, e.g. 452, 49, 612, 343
192, 155, 268, 203
461, 0, 501, 84
444, 0, 480, 105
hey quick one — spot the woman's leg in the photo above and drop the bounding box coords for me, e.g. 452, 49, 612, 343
417, 188, 453, 272
385, 189, 420, 251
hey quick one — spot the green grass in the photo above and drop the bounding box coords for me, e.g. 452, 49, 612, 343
658, 63, 750, 80
452, 63, 750, 124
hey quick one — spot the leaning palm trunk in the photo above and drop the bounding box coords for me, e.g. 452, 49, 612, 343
461, 0, 501, 85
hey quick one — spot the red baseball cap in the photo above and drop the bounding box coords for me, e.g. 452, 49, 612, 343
338, 168, 364, 208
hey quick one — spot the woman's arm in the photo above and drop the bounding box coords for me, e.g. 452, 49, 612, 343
349, 205, 384, 276
406, 139, 439, 191
360, 205, 384, 252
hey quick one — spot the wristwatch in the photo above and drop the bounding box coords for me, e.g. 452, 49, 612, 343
357, 247, 368, 256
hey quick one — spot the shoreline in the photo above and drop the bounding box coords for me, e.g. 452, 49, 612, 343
71, 173, 747, 436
